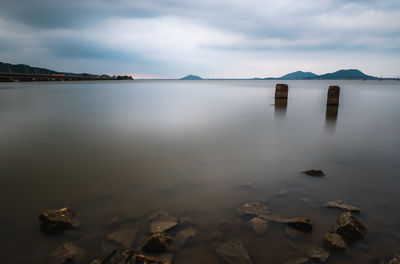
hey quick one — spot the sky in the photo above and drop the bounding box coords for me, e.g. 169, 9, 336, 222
0, 0, 399, 78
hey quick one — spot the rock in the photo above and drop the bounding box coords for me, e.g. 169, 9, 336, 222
169, 227, 198, 250
248, 217, 268, 235
105, 216, 124, 229
275, 83, 289, 98
327, 85, 340, 105
179, 216, 193, 226
90, 260, 102, 264
237, 202, 269, 216
287, 218, 312, 233
307, 246, 330, 263
149, 212, 178, 233
215, 239, 252, 264
277, 189, 288, 196
300, 198, 313, 204
237, 182, 257, 191
39, 207, 79, 232
323, 232, 346, 250
388, 254, 400, 264
283, 258, 310, 264
285, 227, 308, 238
135, 254, 172, 264
50, 242, 85, 264
107, 228, 138, 248
142, 231, 173, 253
259, 214, 291, 223
323, 200, 361, 212
101, 240, 119, 255
301, 170, 325, 177
158, 253, 174, 264
108, 249, 136, 264
335, 212, 367, 242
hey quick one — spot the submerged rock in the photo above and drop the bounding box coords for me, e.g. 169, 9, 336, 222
237, 202, 269, 216
237, 182, 257, 191
107, 228, 138, 248
248, 217, 268, 235
285, 227, 308, 238
335, 212, 367, 242
179, 216, 193, 226
259, 214, 291, 223
142, 231, 173, 253
301, 170, 325, 177
39, 207, 79, 232
283, 257, 310, 264
307, 246, 330, 263
215, 239, 252, 264
277, 189, 288, 196
324, 232, 346, 250
50, 242, 85, 264
135, 254, 173, 264
108, 249, 136, 264
149, 212, 178, 233
323, 200, 361, 212
169, 227, 198, 250
287, 218, 312, 233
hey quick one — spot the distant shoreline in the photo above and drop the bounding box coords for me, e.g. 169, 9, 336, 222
0, 73, 133, 82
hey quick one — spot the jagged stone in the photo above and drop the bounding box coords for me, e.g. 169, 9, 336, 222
237, 202, 269, 216
39, 207, 79, 232
215, 239, 252, 264
388, 254, 400, 264
324, 232, 346, 250
335, 212, 367, 242
323, 200, 361, 212
142, 232, 173, 253
50, 242, 85, 264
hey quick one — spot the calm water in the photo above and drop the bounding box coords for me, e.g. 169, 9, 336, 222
0, 80, 400, 263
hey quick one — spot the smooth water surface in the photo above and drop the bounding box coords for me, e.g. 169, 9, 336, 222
0, 80, 400, 263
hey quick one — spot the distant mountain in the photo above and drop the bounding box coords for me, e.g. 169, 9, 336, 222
181, 74, 202, 80
279, 71, 318, 80
262, 69, 378, 80
315, 69, 378, 80
0, 61, 96, 76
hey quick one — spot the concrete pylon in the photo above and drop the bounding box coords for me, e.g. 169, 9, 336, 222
275, 84, 288, 98
327, 85, 340, 105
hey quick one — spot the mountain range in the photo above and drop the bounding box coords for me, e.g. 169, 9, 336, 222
264, 69, 379, 80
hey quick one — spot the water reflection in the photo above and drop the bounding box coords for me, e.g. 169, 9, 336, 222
274, 98, 288, 117
325, 104, 339, 130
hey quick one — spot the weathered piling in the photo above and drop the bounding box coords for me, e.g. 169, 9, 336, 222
327, 85, 340, 105
275, 84, 288, 98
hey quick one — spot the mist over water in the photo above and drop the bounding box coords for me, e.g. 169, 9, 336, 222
0, 80, 400, 263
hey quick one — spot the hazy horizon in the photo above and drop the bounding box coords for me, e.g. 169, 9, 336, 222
1, 0, 399, 78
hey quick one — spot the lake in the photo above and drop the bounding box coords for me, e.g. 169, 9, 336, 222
0, 80, 399, 263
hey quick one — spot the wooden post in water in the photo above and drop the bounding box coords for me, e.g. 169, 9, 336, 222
275, 84, 288, 98
327, 85, 340, 105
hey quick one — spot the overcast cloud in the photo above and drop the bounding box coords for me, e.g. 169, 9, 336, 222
0, 0, 399, 78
